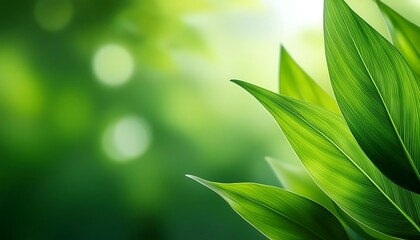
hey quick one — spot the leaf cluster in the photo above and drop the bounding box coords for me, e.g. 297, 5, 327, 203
189, 1, 420, 239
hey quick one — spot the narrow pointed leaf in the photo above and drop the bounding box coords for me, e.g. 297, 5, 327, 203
377, 1, 420, 78
324, 0, 420, 193
267, 158, 399, 240
187, 175, 349, 240
334, 207, 393, 240
279, 47, 340, 114
232, 80, 420, 239
266, 157, 336, 213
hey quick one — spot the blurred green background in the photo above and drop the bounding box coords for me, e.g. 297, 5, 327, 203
0, 0, 418, 239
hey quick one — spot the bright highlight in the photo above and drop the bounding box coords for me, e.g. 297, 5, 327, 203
102, 116, 151, 162
93, 44, 134, 86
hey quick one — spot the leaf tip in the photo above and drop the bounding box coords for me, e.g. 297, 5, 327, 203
230, 79, 259, 92
185, 174, 202, 182
230, 79, 243, 85
264, 156, 276, 165
185, 174, 194, 179
186, 175, 214, 188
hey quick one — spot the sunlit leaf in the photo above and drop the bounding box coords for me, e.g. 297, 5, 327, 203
324, 0, 420, 193
376, 1, 420, 78
232, 80, 420, 239
279, 47, 340, 114
187, 175, 349, 240
266, 157, 335, 213
267, 157, 399, 240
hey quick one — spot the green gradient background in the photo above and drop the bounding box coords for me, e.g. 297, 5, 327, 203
0, 0, 418, 239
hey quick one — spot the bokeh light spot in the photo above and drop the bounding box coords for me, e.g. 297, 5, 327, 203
93, 44, 134, 86
102, 116, 151, 162
34, 0, 73, 31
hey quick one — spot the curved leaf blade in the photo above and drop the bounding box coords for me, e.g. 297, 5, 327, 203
324, 0, 420, 193
187, 175, 349, 240
266, 157, 336, 212
267, 157, 400, 240
232, 80, 420, 239
279, 47, 340, 114
376, 1, 420, 78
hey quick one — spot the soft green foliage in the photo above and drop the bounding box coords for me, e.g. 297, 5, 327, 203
187, 175, 350, 240
376, 1, 420, 78
279, 47, 340, 114
267, 157, 400, 240
233, 80, 420, 239
324, 0, 420, 193
190, 0, 420, 239
266, 157, 336, 213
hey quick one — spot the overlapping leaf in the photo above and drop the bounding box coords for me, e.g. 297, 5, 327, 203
233, 80, 420, 239
267, 157, 400, 240
324, 0, 420, 193
187, 175, 349, 240
266, 157, 336, 212
376, 1, 420, 78
279, 47, 340, 114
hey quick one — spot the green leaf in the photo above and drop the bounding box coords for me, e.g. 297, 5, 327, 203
267, 157, 399, 240
187, 175, 349, 240
266, 157, 336, 213
324, 0, 420, 193
279, 47, 340, 114
333, 202, 404, 240
376, 1, 420, 78
232, 80, 420, 239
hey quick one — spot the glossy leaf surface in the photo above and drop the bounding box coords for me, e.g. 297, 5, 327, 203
233, 80, 420, 239
266, 157, 336, 212
267, 157, 399, 240
377, 1, 420, 78
188, 175, 349, 240
324, 0, 420, 193
279, 47, 340, 114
